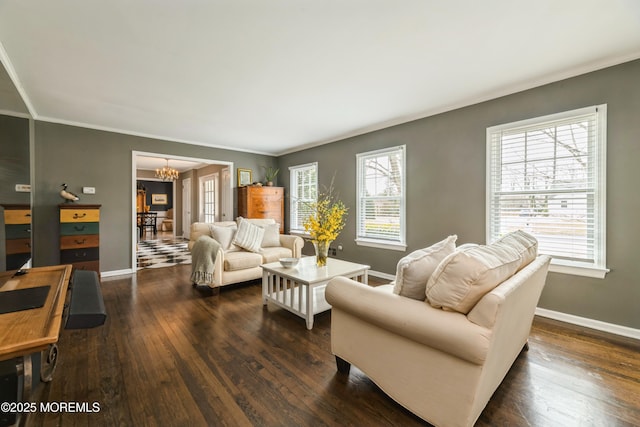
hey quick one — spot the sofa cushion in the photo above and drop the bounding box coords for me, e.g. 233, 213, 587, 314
224, 251, 263, 271
426, 240, 521, 314
392, 235, 457, 300
496, 230, 538, 270
209, 224, 241, 252
233, 218, 265, 253
261, 247, 294, 263
239, 217, 277, 227
260, 223, 281, 248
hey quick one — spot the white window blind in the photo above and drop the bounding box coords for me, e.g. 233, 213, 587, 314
356, 145, 406, 250
289, 162, 317, 233
487, 105, 607, 277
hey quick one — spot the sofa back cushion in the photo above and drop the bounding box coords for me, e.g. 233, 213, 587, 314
392, 235, 457, 300
496, 230, 538, 270
209, 224, 241, 252
425, 240, 521, 314
260, 223, 281, 248
425, 230, 538, 314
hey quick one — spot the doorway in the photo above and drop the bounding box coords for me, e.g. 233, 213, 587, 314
132, 151, 233, 271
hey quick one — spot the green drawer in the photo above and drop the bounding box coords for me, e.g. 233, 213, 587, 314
60, 222, 99, 236
5, 224, 31, 239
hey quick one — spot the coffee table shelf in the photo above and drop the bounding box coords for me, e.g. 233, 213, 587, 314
262, 257, 369, 329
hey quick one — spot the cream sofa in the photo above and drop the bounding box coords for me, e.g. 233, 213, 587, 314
189, 219, 304, 288
325, 233, 551, 427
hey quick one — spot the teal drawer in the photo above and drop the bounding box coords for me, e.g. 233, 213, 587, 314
5, 224, 31, 239
60, 222, 99, 236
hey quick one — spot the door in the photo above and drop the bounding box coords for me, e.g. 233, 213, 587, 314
199, 173, 218, 223
182, 178, 192, 238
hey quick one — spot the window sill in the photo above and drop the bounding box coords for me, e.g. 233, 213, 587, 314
549, 260, 609, 279
355, 238, 407, 252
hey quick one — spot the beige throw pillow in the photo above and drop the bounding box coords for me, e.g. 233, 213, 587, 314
426, 240, 521, 314
392, 235, 457, 300
260, 223, 281, 248
209, 224, 240, 252
232, 218, 265, 253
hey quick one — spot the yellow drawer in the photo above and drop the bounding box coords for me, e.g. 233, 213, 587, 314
4, 209, 31, 225
60, 209, 100, 223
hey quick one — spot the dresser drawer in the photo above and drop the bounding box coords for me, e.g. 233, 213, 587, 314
60, 234, 99, 250
60, 222, 99, 236
60, 209, 100, 223
61, 247, 99, 263
4, 209, 31, 224
6, 238, 31, 255
5, 224, 31, 239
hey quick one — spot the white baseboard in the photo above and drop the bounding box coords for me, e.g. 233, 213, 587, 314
100, 268, 135, 278
535, 307, 640, 341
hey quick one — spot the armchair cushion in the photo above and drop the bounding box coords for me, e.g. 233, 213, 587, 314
426, 231, 536, 314
233, 218, 265, 253
392, 235, 457, 300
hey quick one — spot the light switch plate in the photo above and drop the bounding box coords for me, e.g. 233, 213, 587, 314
15, 184, 31, 192
83, 187, 96, 194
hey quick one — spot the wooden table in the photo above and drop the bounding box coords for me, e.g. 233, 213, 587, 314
262, 257, 369, 329
0, 265, 72, 404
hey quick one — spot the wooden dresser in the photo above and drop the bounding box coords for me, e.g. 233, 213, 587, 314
238, 186, 284, 233
59, 204, 101, 272
2, 204, 31, 270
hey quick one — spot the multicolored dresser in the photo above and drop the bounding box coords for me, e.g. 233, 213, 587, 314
59, 204, 101, 272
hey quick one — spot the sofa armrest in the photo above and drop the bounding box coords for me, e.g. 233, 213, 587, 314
326, 277, 492, 365
278, 234, 304, 258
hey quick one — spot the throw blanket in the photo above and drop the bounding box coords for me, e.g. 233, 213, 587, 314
190, 235, 221, 286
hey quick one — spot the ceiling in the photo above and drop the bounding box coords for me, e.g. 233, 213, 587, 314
135, 156, 208, 173
1, 1, 639, 156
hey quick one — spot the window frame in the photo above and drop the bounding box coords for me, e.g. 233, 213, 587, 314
355, 145, 407, 251
486, 105, 608, 278
288, 162, 318, 236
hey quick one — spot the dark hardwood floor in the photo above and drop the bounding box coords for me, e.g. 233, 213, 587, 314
27, 265, 640, 426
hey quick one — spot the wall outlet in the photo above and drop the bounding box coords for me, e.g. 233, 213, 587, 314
83, 187, 96, 194
15, 184, 31, 192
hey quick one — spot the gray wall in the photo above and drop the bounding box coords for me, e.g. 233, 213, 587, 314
32, 121, 277, 272
278, 59, 640, 329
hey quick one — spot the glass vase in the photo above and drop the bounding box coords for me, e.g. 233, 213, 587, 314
313, 240, 332, 267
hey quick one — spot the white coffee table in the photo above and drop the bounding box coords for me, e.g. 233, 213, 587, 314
262, 257, 370, 329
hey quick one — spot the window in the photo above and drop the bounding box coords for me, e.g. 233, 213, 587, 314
289, 162, 317, 233
200, 173, 218, 223
356, 145, 406, 251
487, 105, 608, 278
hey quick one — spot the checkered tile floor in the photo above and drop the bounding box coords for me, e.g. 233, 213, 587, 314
137, 237, 191, 269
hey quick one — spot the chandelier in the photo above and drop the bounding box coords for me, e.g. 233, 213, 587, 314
155, 159, 179, 181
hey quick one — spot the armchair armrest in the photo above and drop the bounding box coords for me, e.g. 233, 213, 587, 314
279, 234, 304, 258
326, 277, 491, 365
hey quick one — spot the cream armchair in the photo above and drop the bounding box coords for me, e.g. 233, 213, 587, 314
325, 254, 551, 427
